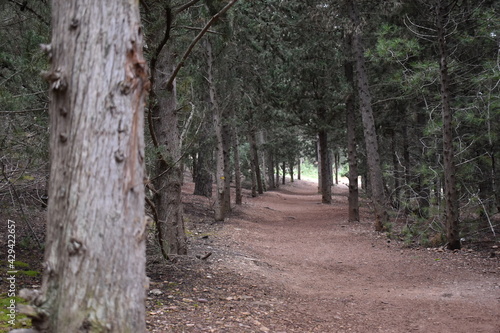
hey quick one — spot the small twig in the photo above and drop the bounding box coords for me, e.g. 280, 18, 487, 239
179, 25, 222, 35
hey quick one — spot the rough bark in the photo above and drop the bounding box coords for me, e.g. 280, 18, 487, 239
152, 47, 187, 257
345, 46, 359, 222
348, 0, 388, 231
436, 0, 460, 250
33, 0, 148, 331
206, 38, 227, 221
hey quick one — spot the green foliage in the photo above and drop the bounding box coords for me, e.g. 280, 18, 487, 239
0, 295, 31, 332
300, 159, 318, 180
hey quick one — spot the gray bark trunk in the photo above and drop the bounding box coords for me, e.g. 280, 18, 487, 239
206, 38, 227, 221
152, 47, 187, 257
345, 51, 359, 222
34, 1, 148, 331
436, 0, 460, 250
348, 0, 388, 231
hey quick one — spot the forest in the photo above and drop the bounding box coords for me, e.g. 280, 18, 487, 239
1, 0, 499, 332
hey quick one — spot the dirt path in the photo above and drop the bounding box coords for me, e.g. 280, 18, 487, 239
146, 179, 499, 332
214, 180, 500, 332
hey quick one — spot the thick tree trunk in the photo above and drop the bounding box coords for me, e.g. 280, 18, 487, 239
33, 1, 148, 331
436, 0, 460, 250
348, 0, 388, 231
152, 47, 187, 257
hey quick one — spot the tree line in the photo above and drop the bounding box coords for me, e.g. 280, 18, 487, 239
1, 0, 498, 331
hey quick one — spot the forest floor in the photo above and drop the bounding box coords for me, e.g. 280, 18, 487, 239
145, 179, 500, 333
1, 178, 499, 332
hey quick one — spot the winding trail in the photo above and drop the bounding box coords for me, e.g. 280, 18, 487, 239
221, 179, 500, 332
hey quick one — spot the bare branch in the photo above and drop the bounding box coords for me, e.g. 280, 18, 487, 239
165, 0, 239, 91
174, 0, 202, 14
179, 25, 222, 35
7, 0, 49, 26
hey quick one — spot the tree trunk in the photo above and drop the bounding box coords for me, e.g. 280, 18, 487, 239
334, 151, 340, 185
289, 159, 295, 182
233, 130, 242, 205
222, 119, 232, 211
249, 128, 264, 194
206, 38, 227, 221
275, 158, 281, 188
348, 0, 388, 231
267, 150, 276, 190
346, 92, 360, 222
152, 46, 187, 257
436, 0, 460, 250
345, 47, 359, 222
391, 130, 400, 209
318, 128, 332, 204
33, 1, 148, 331
249, 144, 258, 197
316, 138, 322, 192
194, 117, 213, 197
282, 161, 286, 185
297, 158, 301, 180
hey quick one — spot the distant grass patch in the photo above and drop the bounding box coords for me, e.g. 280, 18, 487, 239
300, 159, 318, 180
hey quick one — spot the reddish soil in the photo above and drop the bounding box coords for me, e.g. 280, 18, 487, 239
2, 178, 499, 332
146, 179, 500, 332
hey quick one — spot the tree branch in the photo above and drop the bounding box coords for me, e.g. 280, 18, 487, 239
174, 0, 202, 14
7, 0, 49, 26
165, 0, 239, 91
